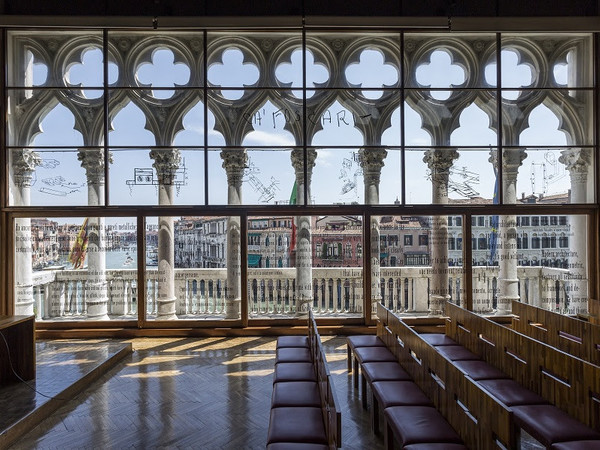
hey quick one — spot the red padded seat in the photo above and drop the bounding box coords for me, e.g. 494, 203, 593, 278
276, 347, 312, 363
384, 406, 463, 446
371, 381, 433, 409
267, 407, 327, 445
452, 360, 509, 380
511, 404, 600, 447
347, 335, 385, 349
277, 336, 309, 349
272, 381, 321, 407
550, 441, 600, 449
273, 363, 316, 383
477, 379, 547, 406
353, 346, 396, 364
267, 444, 329, 450
361, 361, 411, 383
435, 345, 480, 361
403, 444, 469, 450
420, 333, 457, 346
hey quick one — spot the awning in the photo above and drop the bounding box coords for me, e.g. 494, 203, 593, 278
248, 254, 262, 267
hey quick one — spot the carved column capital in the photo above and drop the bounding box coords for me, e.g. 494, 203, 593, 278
78, 148, 111, 185
423, 149, 459, 174
359, 148, 387, 184
220, 148, 248, 187
150, 148, 181, 184
559, 148, 591, 175
290, 148, 317, 184
11, 148, 41, 187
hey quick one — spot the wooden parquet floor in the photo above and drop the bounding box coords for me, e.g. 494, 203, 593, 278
5, 336, 383, 450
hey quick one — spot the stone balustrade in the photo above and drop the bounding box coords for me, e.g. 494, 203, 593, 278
30, 266, 573, 321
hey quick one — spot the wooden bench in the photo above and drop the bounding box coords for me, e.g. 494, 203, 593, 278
0, 315, 35, 386
444, 302, 600, 448
376, 303, 513, 450
511, 300, 600, 366
267, 310, 341, 449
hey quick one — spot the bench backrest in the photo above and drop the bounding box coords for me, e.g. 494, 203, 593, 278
377, 303, 515, 450
511, 300, 600, 366
446, 301, 600, 431
309, 310, 342, 449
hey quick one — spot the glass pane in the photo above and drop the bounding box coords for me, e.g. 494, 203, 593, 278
8, 30, 106, 88
9, 148, 104, 207
501, 34, 593, 88
248, 215, 364, 318
207, 90, 302, 146
374, 215, 465, 317
506, 147, 594, 204
108, 31, 202, 89
472, 214, 589, 315
307, 90, 401, 147
145, 216, 240, 320
405, 148, 498, 205
7, 89, 104, 147
208, 31, 301, 90
503, 90, 593, 146
405, 33, 497, 89
14, 217, 138, 321
304, 32, 401, 90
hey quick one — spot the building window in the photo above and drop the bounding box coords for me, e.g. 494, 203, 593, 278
404, 235, 413, 246
418, 235, 428, 246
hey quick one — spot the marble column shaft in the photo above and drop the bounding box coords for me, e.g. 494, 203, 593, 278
12, 149, 41, 316
221, 149, 247, 319
151, 149, 181, 320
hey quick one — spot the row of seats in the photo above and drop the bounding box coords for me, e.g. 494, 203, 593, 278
267, 310, 341, 450
347, 334, 467, 449
442, 302, 600, 449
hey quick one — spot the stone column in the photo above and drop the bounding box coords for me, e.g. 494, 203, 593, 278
424, 149, 458, 315
150, 149, 181, 320
221, 149, 247, 319
291, 149, 317, 316
78, 148, 110, 320
359, 148, 387, 314
11, 149, 41, 316
494, 149, 526, 315
559, 148, 591, 314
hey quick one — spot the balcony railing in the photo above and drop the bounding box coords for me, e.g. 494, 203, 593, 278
30, 266, 573, 321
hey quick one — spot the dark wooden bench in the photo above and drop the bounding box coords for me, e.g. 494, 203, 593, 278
0, 315, 35, 385
511, 300, 600, 366
267, 310, 341, 449
377, 303, 513, 450
444, 302, 600, 449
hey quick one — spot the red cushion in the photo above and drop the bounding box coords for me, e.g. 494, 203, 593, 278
362, 362, 412, 383
267, 407, 327, 444
276, 347, 312, 363
267, 444, 329, 450
477, 379, 547, 406
272, 382, 321, 407
453, 360, 509, 380
372, 381, 432, 408
404, 444, 469, 450
512, 405, 600, 446
435, 345, 480, 361
384, 406, 463, 445
277, 336, 309, 349
274, 363, 316, 383
550, 441, 600, 450
354, 346, 396, 364
347, 335, 385, 349
420, 334, 457, 346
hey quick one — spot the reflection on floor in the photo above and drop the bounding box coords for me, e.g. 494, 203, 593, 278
3, 336, 382, 450
0, 339, 132, 448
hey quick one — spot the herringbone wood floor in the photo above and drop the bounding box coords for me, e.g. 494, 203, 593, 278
8, 336, 383, 450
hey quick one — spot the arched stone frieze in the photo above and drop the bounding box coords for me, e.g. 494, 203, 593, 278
340, 36, 402, 89
114, 34, 199, 90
